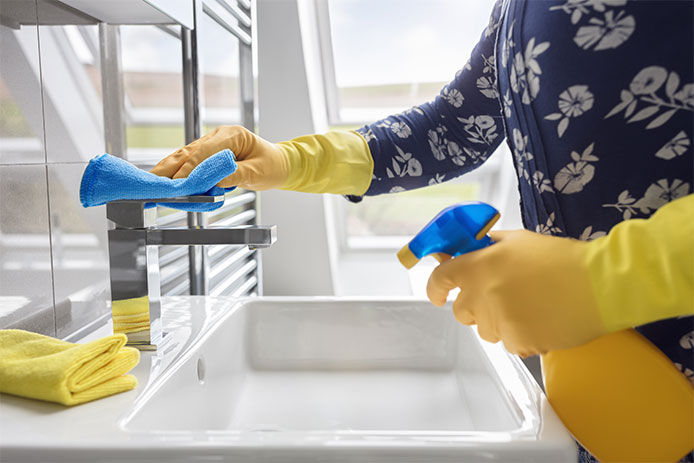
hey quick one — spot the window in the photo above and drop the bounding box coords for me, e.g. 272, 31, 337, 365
198, 8, 243, 133
326, 0, 497, 125
121, 3, 249, 165
321, 0, 514, 246
121, 25, 185, 163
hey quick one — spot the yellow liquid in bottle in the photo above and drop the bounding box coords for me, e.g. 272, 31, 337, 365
542, 329, 694, 462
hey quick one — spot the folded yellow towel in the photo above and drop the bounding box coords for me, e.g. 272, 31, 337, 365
112, 296, 150, 335
0, 329, 139, 406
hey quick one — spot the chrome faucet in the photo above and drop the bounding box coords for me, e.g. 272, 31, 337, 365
106, 195, 276, 351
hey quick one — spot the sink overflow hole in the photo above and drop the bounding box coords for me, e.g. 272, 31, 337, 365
197, 357, 206, 384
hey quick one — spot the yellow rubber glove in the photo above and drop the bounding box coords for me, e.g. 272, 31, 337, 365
277, 132, 373, 195
150, 125, 373, 195
426, 194, 694, 357
585, 193, 694, 333
427, 229, 602, 357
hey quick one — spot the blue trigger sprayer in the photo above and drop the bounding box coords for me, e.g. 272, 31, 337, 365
397, 201, 500, 268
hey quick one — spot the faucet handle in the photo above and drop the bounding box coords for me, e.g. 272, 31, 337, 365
107, 195, 225, 229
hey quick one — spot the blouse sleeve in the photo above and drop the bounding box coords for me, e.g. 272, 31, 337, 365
355, 0, 506, 197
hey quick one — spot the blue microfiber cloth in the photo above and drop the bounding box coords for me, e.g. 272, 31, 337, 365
80, 150, 237, 212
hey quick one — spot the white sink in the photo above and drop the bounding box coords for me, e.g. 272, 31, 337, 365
0, 297, 576, 462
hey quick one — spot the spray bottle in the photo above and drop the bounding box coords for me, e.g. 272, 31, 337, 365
398, 201, 693, 462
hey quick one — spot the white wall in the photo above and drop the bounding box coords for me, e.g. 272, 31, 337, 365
256, 0, 338, 296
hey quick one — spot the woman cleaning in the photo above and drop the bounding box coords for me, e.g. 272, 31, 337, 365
151, 1, 693, 460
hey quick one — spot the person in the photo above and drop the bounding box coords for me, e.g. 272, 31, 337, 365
151, 1, 693, 460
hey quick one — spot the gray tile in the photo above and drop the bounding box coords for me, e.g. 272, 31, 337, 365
0, 165, 55, 335
0, 3, 47, 165
37, 20, 104, 164
47, 163, 111, 339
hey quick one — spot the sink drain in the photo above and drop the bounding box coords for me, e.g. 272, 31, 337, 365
196, 357, 206, 384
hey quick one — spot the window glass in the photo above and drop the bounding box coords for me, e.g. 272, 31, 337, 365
198, 11, 242, 133
328, 0, 497, 123
121, 25, 184, 163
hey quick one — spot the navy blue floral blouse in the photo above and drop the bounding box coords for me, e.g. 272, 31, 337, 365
355, 1, 693, 459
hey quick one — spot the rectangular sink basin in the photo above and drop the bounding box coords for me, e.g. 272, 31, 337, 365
121, 298, 576, 461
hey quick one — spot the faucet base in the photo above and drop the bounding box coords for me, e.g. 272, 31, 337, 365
122, 330, 160, 351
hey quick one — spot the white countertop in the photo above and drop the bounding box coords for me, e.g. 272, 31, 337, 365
0, 296, 576, 463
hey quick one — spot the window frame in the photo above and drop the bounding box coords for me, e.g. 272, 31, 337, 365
314, 0, 342, 127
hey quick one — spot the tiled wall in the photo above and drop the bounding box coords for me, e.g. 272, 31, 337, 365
0, 1, 111, 339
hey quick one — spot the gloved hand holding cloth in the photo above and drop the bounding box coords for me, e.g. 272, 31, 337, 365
427, 194, 694, 356
150, 125, 373, 195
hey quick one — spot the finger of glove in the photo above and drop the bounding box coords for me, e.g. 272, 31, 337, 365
452, 287, 500, 343
488, 229, 515, 242
217, 161, 252, 189
150, 146, 191, 178
501, 330, 545, 357
426, 255, 472, 307
172, 155, 205, 179
454, 290, 500, 343
451, 290, 475, 325
153, 128, 219, 178
172, 132, 227, 179
503, 341, 537, 358
501, 338, 523, 356
514, 349, 533, 359
217, 168, 242, 189
433, 253, 452, 263
476, 322, 500, 344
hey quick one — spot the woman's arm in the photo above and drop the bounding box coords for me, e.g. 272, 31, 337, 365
357, 0, 505, 196
151, 1, 505, 198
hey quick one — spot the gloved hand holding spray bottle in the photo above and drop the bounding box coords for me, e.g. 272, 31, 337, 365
398, 201, 694, 463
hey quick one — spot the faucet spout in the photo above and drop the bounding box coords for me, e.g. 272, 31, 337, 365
106, 195, 276, 350
146, 225, 276, 247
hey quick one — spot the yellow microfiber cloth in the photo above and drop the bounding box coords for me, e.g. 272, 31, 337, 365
112, 296, 150, 335
0, 329, 140, 406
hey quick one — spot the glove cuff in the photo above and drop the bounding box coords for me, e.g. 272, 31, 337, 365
278, 131, 374, 195
584, 194, 694, 333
